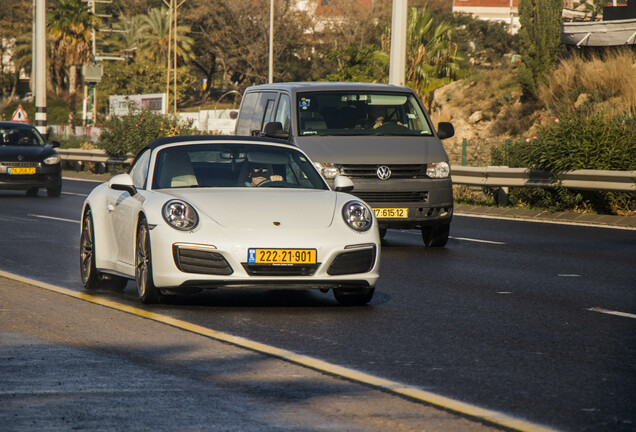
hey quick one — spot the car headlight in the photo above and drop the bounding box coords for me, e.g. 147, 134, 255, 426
43, 154, 61, 165
342, 200, 373, 232
314, 162, 341, 179
162, 200, 199, 231
426, 161, 450, 178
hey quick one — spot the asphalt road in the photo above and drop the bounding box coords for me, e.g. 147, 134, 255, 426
0, 178, 635, 432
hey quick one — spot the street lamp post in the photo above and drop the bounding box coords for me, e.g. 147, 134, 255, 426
388, 0, 407, 87
34, 0, 47, 134
269, 0, 274, 83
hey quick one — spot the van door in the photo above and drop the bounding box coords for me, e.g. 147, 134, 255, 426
235, 92, 259, 136
250, 92, 277, 135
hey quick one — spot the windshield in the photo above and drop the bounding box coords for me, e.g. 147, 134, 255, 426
152, 143, 329, 190
0, 125, 46, 147
296, 91, 433, 136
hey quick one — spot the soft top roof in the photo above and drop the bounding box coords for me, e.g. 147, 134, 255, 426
145, 135, 293, 151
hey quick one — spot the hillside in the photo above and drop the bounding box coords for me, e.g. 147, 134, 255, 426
428, 49, 636, 167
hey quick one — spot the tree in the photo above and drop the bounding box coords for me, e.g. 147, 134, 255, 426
0, 0, 32, 105
48, 0, 100, 131
517, 0, 562, 99
186, 0, 312, 93
402, 7, 462, 99
138, 7, 194, 64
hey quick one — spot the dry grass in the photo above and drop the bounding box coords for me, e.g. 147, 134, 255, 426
538, 49, 636, 115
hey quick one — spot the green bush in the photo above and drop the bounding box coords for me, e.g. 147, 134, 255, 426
98, 109, 199, 157
491, 111, 636, 214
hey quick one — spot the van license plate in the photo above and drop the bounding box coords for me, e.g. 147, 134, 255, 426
373, 208, 408, 218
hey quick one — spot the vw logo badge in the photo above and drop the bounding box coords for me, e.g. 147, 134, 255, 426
377, 165, 391, 180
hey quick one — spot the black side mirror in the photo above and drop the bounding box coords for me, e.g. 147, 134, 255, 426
437, 122, 455, 140
49, 140, 61, 148
263, 122, 289, 140
229, 110, 238, 119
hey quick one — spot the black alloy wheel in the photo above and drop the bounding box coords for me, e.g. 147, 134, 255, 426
135, 218, 163, 304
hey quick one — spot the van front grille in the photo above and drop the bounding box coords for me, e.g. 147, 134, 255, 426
340, 164, 427, 179
351, 191, 428, 203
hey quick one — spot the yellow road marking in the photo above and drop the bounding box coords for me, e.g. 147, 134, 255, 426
0, 269, 561, 432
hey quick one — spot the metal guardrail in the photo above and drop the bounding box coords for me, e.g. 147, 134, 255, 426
58, 148, 134, 166
451, 166, 635, 192
58, 149, 635, 192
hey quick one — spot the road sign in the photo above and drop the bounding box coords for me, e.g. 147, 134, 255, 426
11, 105, 29, 123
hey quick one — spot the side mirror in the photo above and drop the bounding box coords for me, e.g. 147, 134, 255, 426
229, 110, 238, 119
262, 122, 289, 139
333, 175, 354, 193
108, 173, 137, 196
437, 122, 455, 140
49, 140, 61, 148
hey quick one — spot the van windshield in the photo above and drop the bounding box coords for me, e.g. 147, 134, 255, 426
296, 92, 433, 136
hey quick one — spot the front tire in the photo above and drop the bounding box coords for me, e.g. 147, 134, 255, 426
80, 210, 102, 290
421, 223, 450, 247
135, 218, 163, 304
333, 287, 375, 306
47, 180, 62, 197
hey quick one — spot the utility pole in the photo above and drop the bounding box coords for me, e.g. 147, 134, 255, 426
34, 0, 47, 134
164, 0, 186, 114
269, 0, 274, 83
388, 0, 407, 87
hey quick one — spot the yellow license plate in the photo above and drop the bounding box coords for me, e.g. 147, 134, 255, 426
9, 167, 36, 175
248, 248, 317, 264
373, 208, 408, 218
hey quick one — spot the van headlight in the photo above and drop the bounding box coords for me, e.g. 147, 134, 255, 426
162, 200, 199, 231
342, 200, 373, 232
314, 162, 341, 179
426, 162, 450, 178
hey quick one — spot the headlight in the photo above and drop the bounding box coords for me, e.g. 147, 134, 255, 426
426, 161, 450, 178
342, 200, 373, 232
43, 154, 61, 165
314, 162, 341, 179
162, 200, 199, 231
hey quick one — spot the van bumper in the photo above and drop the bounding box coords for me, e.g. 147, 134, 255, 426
336, 177, 454, 230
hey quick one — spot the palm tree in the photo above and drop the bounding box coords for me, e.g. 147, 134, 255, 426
138, 7, 193, 64
48, 0, 100, 131
403, 7, 462, 99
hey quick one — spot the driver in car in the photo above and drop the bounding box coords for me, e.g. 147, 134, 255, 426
247, 165, 283, 186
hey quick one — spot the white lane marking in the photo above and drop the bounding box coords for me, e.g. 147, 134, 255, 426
62, 176, 105, 184
29, 214, 80, 224
558, 274, 581, 277
451, 236, 506, 245
589, 307, 636, 320
401, 230, 506, 245
455, 212, 636, 231
62, 191, 89, 197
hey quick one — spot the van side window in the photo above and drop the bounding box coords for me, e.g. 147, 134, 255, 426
274, 94, 291, 132
250, 92, 277, 135
236, 92, 259, 136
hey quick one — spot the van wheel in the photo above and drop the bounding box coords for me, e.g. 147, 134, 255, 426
421, 223, 450, 247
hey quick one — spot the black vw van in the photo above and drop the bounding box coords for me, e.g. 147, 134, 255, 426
234, 82, 455, 246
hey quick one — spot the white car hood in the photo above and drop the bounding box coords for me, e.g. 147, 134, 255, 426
166, 188, 337, 230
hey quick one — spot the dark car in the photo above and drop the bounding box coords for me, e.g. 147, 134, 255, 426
0, 121, 62, 197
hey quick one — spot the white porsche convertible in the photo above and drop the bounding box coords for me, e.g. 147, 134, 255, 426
80, 136, 380, 305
